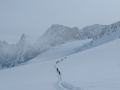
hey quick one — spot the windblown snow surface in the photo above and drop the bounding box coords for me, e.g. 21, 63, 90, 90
28, 39, 92, 63
0, 38, 120, 90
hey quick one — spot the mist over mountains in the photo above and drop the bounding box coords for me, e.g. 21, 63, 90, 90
0, 21, 120, 69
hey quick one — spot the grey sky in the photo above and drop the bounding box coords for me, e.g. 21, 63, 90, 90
0, 0, 120, 44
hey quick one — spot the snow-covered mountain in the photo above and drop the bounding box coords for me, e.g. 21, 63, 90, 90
37, 24, 104, 47
0, 20, 120, 90
76, 21, 120, 52
36, 21, 120, 55
0, 21, 120, 69
0, 34, 41, 69
0, 37, 120, 90
36, 21, 120, 49
37, 25, 80, 46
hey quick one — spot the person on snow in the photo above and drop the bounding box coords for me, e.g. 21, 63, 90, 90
57, 68, 61, 75
56, 61, 59, 64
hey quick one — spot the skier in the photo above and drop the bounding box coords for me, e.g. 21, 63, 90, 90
56, 61, 59, 64
57, 68, 59, 72
61, 58, 63, 61
57, 68, 61, 75
58, 71, 60, 75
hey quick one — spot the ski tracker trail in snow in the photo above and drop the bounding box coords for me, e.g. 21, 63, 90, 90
54, 62, 64, 90
54, 57, 82, 90
0, 38, 120, 90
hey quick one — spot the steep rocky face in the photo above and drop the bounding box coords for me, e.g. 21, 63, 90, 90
76, 21, 120, 52
37, 24, 105, 47
38, 22, 120, 49
0, 34, 41, 69
80, 24, 106, 39
37, 24, 81, 46
0, 41, 10, 54
0, 41, 15, 68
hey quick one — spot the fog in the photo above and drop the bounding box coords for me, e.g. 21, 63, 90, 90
0, 0, 120, 44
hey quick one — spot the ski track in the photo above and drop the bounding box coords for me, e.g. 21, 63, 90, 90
54, 57, 82, 90
61, 82, 82, 90
54, 64, 64, 90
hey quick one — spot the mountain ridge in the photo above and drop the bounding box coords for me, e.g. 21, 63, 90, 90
0, 21, 120, 69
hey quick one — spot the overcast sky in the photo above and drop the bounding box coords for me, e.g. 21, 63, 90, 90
0, 0, 120, 44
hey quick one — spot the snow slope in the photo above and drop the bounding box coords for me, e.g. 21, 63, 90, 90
0, 38, 120, 90
1, 21, 120, 69
76, 21, 120, 52
28, 39, 92, 63
57, 38, 120, 90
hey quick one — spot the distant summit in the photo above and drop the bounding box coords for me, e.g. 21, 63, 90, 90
37, 24, 105, 46
37, 24, 81, 46
0, 21, 120, 69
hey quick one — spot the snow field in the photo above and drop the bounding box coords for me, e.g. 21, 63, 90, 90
57, 38, 120, 90
0, 38, 120, 90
